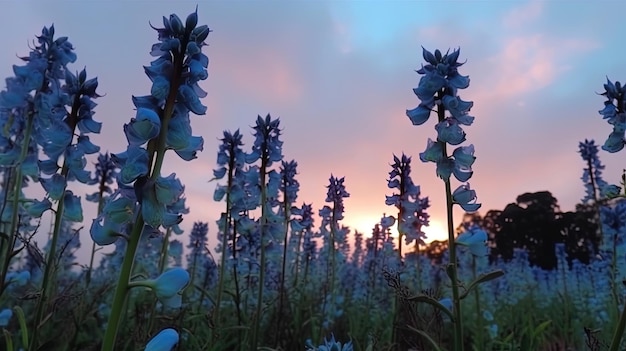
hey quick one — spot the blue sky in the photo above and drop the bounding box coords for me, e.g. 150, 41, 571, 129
1, 0, 625, 248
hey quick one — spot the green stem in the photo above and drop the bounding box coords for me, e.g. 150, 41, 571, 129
29, 183, 66, 351
274, 186, 291, 347
609, 300, 626, 351
31, 89, 83, 350
250, 154, 268, 351
445, 178, 464, 351
437, 91, 463, 351
0, 112, 34, 296
86, 176, 107, 288
100, 212, 144, 351
472, 257, 483, 349
213, 149, 235, 343
101, 38, 186, 351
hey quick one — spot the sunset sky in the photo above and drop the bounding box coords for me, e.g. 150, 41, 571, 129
1, 1, 625, 249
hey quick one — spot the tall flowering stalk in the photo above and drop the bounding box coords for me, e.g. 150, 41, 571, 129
275, 159, 299, 345
599, 79, 626, 153
596, 78, 626, 351
386, 153, 430, 258
0, 25, 84, 299
85, 153, 118, 287
90, 10, 210, 351
318, 175, 349, 335
247, 114, 283, 350
212, 129, 245, 341
0, 25, 104, 349
406, 47, 481, 350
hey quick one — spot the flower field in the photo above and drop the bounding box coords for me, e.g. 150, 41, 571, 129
1, 7, 626, 351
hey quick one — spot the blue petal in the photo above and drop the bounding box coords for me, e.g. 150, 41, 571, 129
145, 328, 179, 351
41, 174, 67, 200
155, 173, 184, 205
602, 130, 625, 153
90, 218, 120, 246
63, 190, 83, 222
406, 105, 431, 126
151, 76, 170, 100
25, 198, 52, 218
419, 139, 444, 163
435, 119, 466, 145
124, 108, 161, 146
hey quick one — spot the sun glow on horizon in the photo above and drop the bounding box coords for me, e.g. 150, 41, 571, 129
347, 215, 449, 245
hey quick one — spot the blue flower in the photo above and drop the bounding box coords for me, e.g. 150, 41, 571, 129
63, 190, 83, 222
124, 108, 161, 146
452, 183, 481, 212
41, 174, 67, 201
112, 145, 150, 184
25, 198, 52, 218
5, 271, 30, 287
146, 268, 190, 308
307, 334, 353, 351
0, 308, 12, 327
456, 228, 488, 256
144, 328, 179, 351
419, 138, 445, 163
452, 144, 475, 182
386, 153, 430, 245
406, 105, 432, 126
247, 114, 283, 166
598, 78, 626, 153
324, 175, 350, 222
166, 108, 204, 161
90, 217, 125, 246
435, 118, 466, 145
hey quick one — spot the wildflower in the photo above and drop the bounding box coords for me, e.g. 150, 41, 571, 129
144, 328, 179, 351
386, 153, 430, 246
598, 78, 626, 153
124, 108, 161, 146
452, 183, 481, 212
306, 334, 354, 351
139, 268, 190, 308
5, 271, 30, 286
456, 228, 488, 256
0, 308, 12, 326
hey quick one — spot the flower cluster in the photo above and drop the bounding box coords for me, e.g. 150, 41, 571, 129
598, 78, 626, 153
408, 47, 480, 212
385, 153, 430, 246
320, 175, 350, 223
0, 25, 102, 223
91, 10, 209, 243
280, 160, 299, 207
306, 334, 353, 351
86, 152, 119, 204
578, 139, 618, 203
186, 221, 217, 295
247, 114, 283, 167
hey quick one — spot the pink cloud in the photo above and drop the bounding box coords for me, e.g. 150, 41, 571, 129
215, 49, 303, 105
476, 35, 598, 101
503, 0, 544, 28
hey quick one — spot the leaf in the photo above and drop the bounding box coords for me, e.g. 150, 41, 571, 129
3, 329, 13, 351
460, 269, 504, 299
531, 320, 552, 338
13, 306, 28, 348
408, 294, 455, 322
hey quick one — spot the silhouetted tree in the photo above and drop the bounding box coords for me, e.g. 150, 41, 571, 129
482, 191, 598, 269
